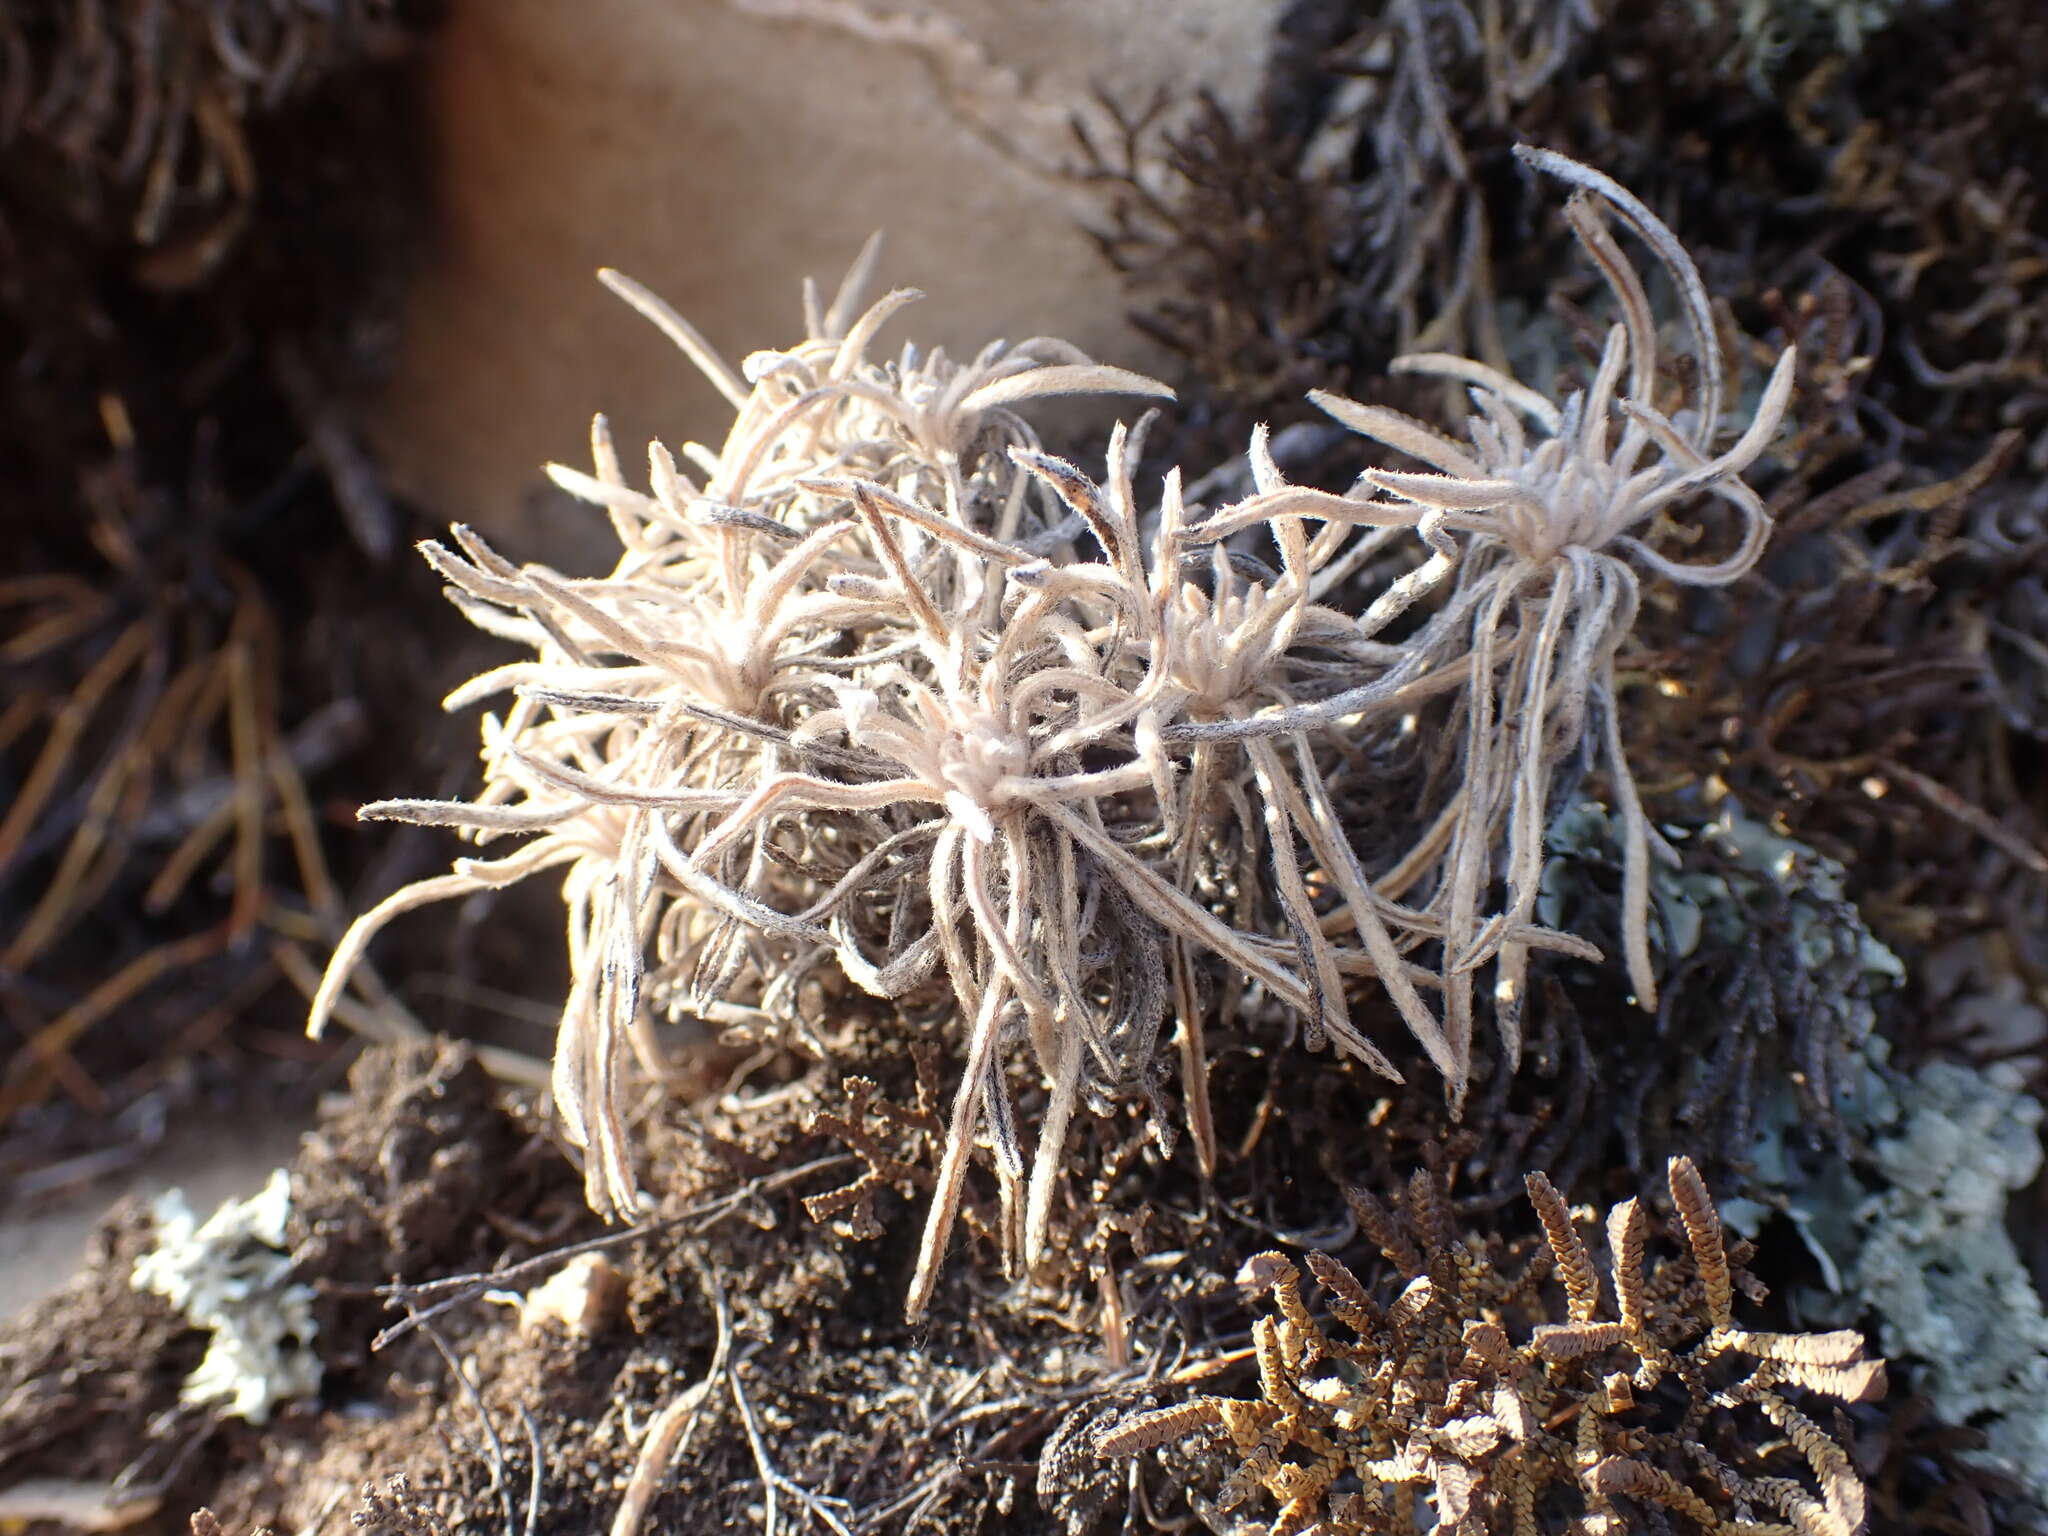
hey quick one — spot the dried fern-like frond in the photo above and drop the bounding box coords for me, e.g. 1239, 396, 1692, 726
1098, 1157, 1882, 1535
802, 1070, 937, 1241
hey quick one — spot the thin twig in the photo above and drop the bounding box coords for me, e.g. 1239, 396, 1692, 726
369, 1155, 855, 1350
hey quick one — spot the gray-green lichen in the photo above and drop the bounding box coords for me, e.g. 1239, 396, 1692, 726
1548, 796, 2048, 1503
1657, 802, 1902, 1010
1813, 1060, 2048, 1500
1651, 803, 1900, 1233
1689, 0, 1938, 86
130, 1168, 320, 1424
1543, 798, 1903, 1017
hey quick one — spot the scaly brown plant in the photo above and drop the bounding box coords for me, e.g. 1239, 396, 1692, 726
1097, 1156, 1884, 1536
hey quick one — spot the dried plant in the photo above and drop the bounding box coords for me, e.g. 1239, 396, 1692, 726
1298, 0, 1599, 361
4, 0, 404, 272
1078, 0, 1602, 433
312, 153, 1803, 1317
802, 1065, 939, 1242
0, 0, 434, 1187
304, 244, 1209, 1286
350, 1472, 451, 1536
1538, 800, 1902, 1186
1170, 147, 1792, 1093
192, 1509, 276, 1536
1097, 1156, 1884, 1535
0, 447, 374, 1129
1094, 0, 2048, 957
304, 242, 1463, 1309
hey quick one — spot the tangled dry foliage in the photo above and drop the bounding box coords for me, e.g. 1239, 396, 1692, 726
3, 0, 405, 282
1076, 0, 1602, 470
1, 0, 434, 1167
310, 148, 1797, 1318
0, 496, 358, 1126
1528, 801, 1898, 1188
1176, 145, 1793, 1066
1098, 1157, 1883, 1536
1089, 0, 2048, 964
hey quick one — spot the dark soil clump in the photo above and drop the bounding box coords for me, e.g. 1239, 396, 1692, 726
0, 1028, 1963, 1536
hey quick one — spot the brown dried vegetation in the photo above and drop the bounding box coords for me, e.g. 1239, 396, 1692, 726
0, 0, 447, 1175
1099, 1158, 1882, 1536
3, 0, 406, 281
12, 5, 2048, 1535
309, 151, 1811, 1331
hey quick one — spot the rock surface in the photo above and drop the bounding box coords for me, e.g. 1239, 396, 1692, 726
363, 0, 1279, 565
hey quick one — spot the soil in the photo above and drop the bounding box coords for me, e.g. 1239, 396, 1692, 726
0, 1016, 2016, 1536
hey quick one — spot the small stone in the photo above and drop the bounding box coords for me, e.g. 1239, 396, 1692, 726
518, 1253, 626, 1340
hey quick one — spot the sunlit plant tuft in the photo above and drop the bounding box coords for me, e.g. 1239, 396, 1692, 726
313, 150, 1794, 1316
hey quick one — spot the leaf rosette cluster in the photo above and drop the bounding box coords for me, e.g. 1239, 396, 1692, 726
313, 152, 1795, 1317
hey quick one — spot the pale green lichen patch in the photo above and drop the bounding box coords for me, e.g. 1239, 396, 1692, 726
130, 1168, 320, 1424
1836, 1060, 2048, 1499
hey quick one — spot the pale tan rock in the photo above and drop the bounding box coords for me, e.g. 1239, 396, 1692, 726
0, 1480, 162, 1532
362, 0, 1278, 566
517, 1251, 627, 1339
0, 1116, 306, 1322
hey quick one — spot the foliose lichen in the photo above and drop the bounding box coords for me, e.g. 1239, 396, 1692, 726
1539, 797, 1902, 1187
1548, 800, 2048, 1504
1814, 1059, 2048, 1501
130, 1168, 321, 1424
